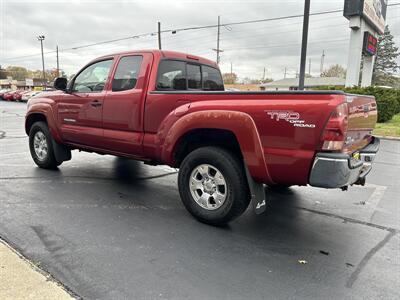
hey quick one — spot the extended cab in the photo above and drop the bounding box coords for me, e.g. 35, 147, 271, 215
26, 50, 379, 225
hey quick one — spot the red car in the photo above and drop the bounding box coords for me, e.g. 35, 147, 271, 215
13, 90, 30, 101
25, 50, 379, 225
3, 91, 18, 101
0, 89, 12, 99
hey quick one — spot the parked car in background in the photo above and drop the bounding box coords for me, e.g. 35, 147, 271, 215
13, 90, 28, 101
21, 90, 41, 102
6, 90, 23, 101
0, 89, 12, 99
3, 90, 19, 101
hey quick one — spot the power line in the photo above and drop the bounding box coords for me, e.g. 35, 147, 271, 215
3, 2, 400, 62
171, 2, 399, 30
164, 13, 399, 52
222, 34, 399, 52
223, 38, 349, 51
220, 23, 347, 43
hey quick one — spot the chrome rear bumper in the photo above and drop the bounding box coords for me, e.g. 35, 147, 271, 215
309, 137, 380, 189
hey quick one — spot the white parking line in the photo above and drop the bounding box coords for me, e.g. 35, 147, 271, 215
363, 183, 388, 222
351, 183, 388, 222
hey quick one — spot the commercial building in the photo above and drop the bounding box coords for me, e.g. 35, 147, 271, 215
0, 77, 46, 90
260, 77, 346, 91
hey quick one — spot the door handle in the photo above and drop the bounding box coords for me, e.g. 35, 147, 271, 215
91, 100, 102, 107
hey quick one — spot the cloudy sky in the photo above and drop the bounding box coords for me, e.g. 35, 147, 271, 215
1, 0, 399, 80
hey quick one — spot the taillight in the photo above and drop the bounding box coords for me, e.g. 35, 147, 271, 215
321, 103, 348, 151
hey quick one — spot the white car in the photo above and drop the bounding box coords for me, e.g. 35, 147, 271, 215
21, 91, 41, 102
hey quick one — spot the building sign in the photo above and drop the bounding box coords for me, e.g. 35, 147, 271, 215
363, 32, 378, 56
363, 0, 387, 34
344, 0, 387, 34
25, 78, 33, 86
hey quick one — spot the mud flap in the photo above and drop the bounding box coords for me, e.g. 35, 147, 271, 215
52, 139, 71, 163
244, 163, 267, 215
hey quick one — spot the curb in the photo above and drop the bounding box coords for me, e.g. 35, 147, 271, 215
374, 135, 400, 141
0, 237, 80, 300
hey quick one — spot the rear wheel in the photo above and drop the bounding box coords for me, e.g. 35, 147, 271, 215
29, 121, 61, 169
178, 146, 250, 225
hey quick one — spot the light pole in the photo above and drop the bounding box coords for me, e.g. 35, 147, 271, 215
37, 35, 46, 89
298, 0, 310, 90
158, 22, 162, 50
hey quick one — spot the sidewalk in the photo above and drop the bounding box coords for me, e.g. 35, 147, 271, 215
0, 240, 75, 300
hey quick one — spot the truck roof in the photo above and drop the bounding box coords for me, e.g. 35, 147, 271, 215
96, 49, 218, 68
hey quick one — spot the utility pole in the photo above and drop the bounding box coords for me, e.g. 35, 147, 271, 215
320, 50, 325, 74
56, 45, 59, 77
212, 16, 224, 64
37, 35, 46, 89
216, 16, 220, 64
230, 62, 233, 74
298, 0, 310, 90
263, 67, 266, 80
284, 67, 287, 79
308, 58, 311, 76
158, 22, 162, 50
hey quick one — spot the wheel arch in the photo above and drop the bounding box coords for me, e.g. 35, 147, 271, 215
161, 110, 273, 184
173, 128, 242, 167
25, 104, 62, 143
25, 113, 47, 134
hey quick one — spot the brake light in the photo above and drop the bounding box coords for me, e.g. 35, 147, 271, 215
321, 103, 348, 151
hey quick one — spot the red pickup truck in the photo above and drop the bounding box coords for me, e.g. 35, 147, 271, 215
26, 50, 379, 225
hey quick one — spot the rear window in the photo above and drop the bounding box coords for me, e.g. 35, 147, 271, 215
187, 64, 202, 90
156, 60, 224, 91
157, 60, 187, 90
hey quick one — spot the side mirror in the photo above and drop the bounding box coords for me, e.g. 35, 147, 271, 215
54, 77, 67, 91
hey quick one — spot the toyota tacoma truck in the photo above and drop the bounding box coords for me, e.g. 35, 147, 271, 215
26, 50, 379, 225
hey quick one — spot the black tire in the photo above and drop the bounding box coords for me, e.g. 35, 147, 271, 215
29, 121, 61, 169
178, 146, 250, 225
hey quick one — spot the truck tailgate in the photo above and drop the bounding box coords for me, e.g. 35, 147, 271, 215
345, 94, 378, 153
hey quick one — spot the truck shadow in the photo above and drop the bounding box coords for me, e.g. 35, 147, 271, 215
29, 157, 356, 253
27, 159, 370, 280
113, 157, 149, 183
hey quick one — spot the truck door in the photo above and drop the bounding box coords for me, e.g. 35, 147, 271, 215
101, 54, 149, 156
57, 59, 113, 147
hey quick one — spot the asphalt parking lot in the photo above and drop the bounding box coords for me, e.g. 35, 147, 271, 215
0, 100, 399, 300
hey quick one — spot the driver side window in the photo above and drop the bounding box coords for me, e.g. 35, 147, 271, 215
72, 59, 113, 93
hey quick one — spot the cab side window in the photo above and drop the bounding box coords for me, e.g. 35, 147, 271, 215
156, 60, 187, 90
202, 66, 224, 91
112, 56, 143, 92
72, 60, 113, 93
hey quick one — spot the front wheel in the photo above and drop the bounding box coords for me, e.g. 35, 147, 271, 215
29, 121, 61, 169
178, 147, 250, 225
